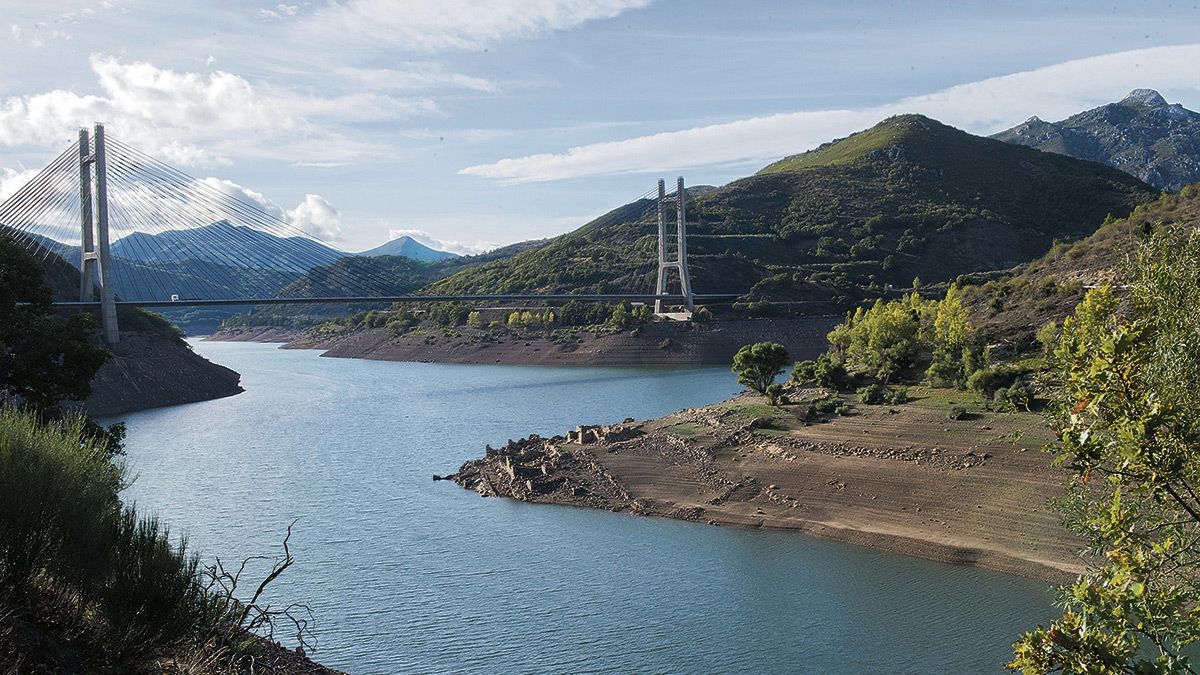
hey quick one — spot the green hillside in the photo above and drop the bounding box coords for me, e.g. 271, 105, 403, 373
426, 114, 1156, 307
220, 238, 551, 329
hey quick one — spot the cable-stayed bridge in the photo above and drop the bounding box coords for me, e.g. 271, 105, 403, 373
0, 125, 733, 343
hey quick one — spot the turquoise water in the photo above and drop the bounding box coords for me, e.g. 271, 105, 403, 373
109, 340, 1054, 674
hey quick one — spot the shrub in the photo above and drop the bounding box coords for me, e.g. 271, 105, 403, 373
857, 383, 888, 404
947, 404, 968, 420
791, 353, 851, 390
967, 364, 1027, 399
427, 302, 472, 327
0, 408, 122, 588
992, 382, 1034, 412
100, 509, 227, 661
885, 386, 909, 405
466, 311, 483, 328
558, 300, 610, 326
1035, 320, 1058, 354
745, 300, 779, 317
691, 305, 714, 322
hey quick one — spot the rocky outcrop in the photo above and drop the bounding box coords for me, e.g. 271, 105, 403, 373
451, 432, 636, 510
82, 333, 242, 417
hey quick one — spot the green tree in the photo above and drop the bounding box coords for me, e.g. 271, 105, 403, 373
1010, 227, 1200, 673
827, 293, 927, 382
0, 236, 109, 412
925, 284, 982, 387
732, 342, 790, 403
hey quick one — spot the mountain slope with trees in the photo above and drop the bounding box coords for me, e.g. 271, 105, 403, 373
961, 183, 1200, 349
425, 114, 1155, 307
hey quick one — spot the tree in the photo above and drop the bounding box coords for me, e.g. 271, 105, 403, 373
732, 342, 790, 402
925, 284, 983, 387
1010, 226, 1200, 673
0, 235, 109, 412
827, 294, 927, 382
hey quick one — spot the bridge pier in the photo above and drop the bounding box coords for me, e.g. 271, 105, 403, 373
654, 177, 694, 315
79, 124, 119, 344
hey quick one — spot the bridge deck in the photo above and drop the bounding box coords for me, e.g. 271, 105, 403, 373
53, 293, 742, 308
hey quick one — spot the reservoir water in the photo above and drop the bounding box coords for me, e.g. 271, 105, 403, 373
109, 340, 1055, 673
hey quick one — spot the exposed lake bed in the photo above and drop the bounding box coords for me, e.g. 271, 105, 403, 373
107, 340, 1055, 673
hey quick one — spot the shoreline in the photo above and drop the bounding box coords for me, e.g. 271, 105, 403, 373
445, 390, 1083, 584
208, 317, 842, 367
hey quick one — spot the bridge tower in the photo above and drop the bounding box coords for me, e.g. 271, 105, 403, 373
79, 124, 119, 344
654, 176, 694, 315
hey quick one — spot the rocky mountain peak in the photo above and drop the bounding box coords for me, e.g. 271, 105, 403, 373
1121, 88, 1169, 108
993, 90, 1200, 192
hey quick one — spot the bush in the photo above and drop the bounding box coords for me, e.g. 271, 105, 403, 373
745, 300, 779, 317
856, 383, 908, 405
967, 364, 1027, 398
791, 353, 851, 390
558, 300, 611, 326
608, 302, 652, 330
857, 383, 888, 404
427, 302, 472, 327
992, 382, 1033, 412
691, 305, 714, 322
0, 407, 233, 666
0, 408, 121, 588
100, 509, 227, 660
947, 404, 968, 420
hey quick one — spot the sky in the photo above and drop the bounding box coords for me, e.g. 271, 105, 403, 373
1, 0, 1199, 253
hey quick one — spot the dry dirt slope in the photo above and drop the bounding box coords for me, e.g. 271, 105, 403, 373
451, 387, 1080, 582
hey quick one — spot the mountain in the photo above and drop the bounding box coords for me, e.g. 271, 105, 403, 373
963, 183, 1200, 349
425, 114, 1156, 306
358, 235, 458, 261
220, 238, 552, 329
111, 220, 346, 270
993, 89, 1200, 192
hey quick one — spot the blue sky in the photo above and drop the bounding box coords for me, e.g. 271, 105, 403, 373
1, 0, 1198, 252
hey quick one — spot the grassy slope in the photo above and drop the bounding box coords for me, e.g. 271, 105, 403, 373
962, 185, 1200, 348
426, 115, 1155, 307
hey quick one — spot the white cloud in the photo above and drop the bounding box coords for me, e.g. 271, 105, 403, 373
0, 167, 39, 202
260, 3, 300, 20
200, 177, 342, 240
460, 44, 1200, 183
289, 194, 341, 240
339, 66, 498, 93
387, 228, 495, 255
294, 0, 651, 52
0, 54, 437, 166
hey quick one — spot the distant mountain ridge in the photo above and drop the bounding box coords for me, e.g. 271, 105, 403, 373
357, 235, 458, 261
993, 89, 1200, 192
426, 114, 1156, 306
111, 220, 344, 270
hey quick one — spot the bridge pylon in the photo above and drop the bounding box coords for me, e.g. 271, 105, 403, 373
79, 124, 119, 344
654, 176, 694, 315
